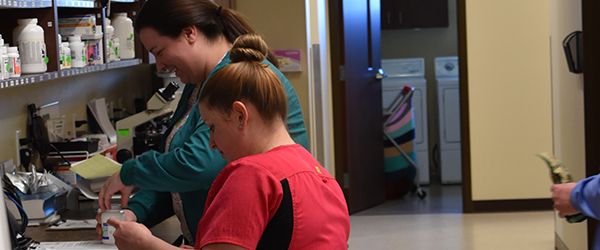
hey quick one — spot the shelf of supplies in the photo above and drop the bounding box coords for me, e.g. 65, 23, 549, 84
0, 0, 52, 8
0, 59, 141, 90
56, 0, 98, 8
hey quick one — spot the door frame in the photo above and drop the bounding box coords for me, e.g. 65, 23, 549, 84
582, 0, 600, 248
329, 0, 386, 214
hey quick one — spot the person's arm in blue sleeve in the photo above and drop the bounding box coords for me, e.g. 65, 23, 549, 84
570, 175, 600, 219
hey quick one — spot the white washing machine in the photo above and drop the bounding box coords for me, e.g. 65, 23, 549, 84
382, 58, 429, 185
435, 56, 461, 184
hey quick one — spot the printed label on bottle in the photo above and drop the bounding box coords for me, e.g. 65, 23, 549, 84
18, 40, 45, 64
9, 57, 20, 76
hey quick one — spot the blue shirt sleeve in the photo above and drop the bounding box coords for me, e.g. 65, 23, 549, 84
571, 174, 600, 219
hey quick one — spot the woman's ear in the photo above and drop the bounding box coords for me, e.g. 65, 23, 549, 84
182, 26, 197, 44
232, 101, 248, 129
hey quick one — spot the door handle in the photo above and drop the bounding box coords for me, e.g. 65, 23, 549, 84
375, 68, 387, 80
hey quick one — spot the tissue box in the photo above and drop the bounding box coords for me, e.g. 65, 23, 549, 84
58, 15, 96, 36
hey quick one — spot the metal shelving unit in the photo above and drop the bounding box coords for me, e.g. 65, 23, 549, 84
0, 0, 52, 8
56, 0, 97, 8
0, 59, 141, 90
0, 0, 144, 91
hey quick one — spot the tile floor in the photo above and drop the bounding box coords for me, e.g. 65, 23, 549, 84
348, 185, 555, 250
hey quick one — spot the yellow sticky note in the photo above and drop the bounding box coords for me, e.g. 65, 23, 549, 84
70, 154, 121, 179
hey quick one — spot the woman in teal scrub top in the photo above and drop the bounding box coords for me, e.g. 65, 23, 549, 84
96, 0, 308, 245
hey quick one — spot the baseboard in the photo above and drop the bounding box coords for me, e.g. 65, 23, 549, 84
555, 232, 569, 250
471, 198, 552, 213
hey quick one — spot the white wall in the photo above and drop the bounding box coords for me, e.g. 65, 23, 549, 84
235, 0, 311, 141
550, 0, 587, 248
236, 1, 336, 173
465, 0, 553, 200
0, 66, 153, 166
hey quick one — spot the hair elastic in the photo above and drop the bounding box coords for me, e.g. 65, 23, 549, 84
216, 6, 223, 17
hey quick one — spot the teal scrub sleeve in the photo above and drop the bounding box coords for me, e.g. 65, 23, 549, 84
126, 189, 173, 225
119, 118, 227, 193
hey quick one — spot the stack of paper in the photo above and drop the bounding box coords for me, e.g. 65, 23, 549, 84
70, 155, 132, 200
70, 154, 121, 179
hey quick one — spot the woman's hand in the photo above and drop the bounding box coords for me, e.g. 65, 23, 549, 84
551, 183, 579, 217
99, 171, 135, 211
96, 209, 138, 239
107, 218, 179, 250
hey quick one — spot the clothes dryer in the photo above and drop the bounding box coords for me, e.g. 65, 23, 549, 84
435, 56, 461, 184
382, 58, 429, 185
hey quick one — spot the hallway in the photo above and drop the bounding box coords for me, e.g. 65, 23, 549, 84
348, 185, 555, 249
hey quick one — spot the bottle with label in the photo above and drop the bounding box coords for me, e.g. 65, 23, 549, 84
7, 47, 20, 78
0, 37, 4, 81
68, 35, 86, 68
1, 46, 8, 79
112, 38, 121, 62
100, 206, 126, 244
111, 13, 135, 59
61, 42, 71, 69
105, 18, 117, 62
12, 18, 47, 74
59, 40, 65, 69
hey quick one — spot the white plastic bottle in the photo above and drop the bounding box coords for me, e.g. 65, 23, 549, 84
105, 18, 116, 62
112, 38, 121, 62
1, 46, 9, 79
13, 18, 47, 74
101, 207, 126, 244
7, 47, 20, 78
61, 42, 71, 69
59, 40, 65, 69
0, 37, 4, 81
111, 13, 135, 59
68, 35, 86, 68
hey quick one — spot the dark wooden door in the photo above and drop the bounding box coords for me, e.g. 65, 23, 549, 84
329, 0, 385, 214
582, 1, 600, 248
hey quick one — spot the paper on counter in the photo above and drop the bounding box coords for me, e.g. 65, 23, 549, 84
47, 219, 97, 230
37, 241, 117, 250
77, 175, 137, 200
70, 154, 121, 179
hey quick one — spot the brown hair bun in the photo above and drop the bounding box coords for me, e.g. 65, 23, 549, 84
229, 34, 269, 64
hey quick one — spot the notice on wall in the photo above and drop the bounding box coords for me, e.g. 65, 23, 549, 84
274, 50, 302, 72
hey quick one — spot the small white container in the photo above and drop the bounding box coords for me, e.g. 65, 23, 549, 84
105, 19, 117, 62
1, 46, 8, 79
101, 208, 126, 244
7, 46, 20, 78
111, 38, 121, 62
68, 35, 86, 68
61, 42, 71, 69
0, 35, 3, 81
59, 41, 65, 69
13, 18, 47, 74
0, 42, 4, 81
111, 13, 135, 59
